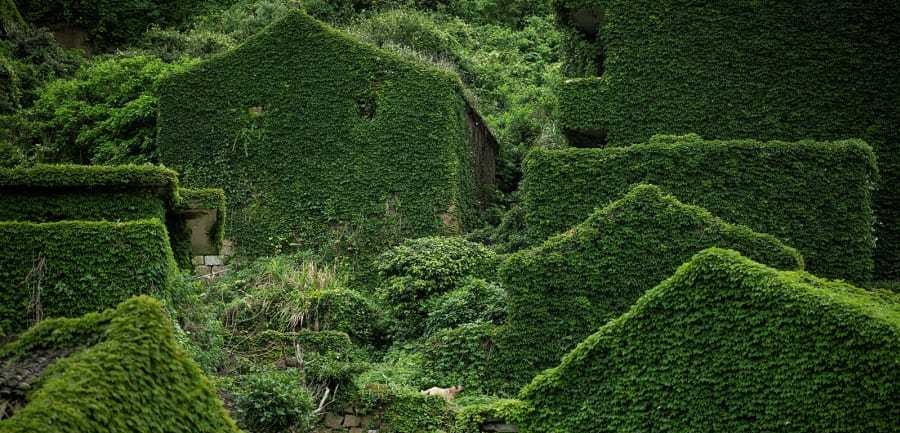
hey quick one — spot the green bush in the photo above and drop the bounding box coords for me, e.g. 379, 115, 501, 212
410, 0, 552, 26
158, 11, 484, 258
7, 55, 192, 165
496, 184, 803, 392
0, 24, 82, 118
15, 0, 206, 48
379, 236, 498, 289
0, 296, 241, 432
378, 236, 498, 339
351, 9, 461, 64
553, 0, 900, 279
0, 219, 177, 335
520, 248, 900, 433
521, 135, 876, 282
420, 322, 502, 395
424, 277, 506, 336
222, 255, 382, 342
227, 369, 314, 433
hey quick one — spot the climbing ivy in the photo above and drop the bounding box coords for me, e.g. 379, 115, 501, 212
0, 296, 241, 432
0, 220, 177, 335
495, 184, 803, 392
520, 248, 900, 433
521, 135, 876, 283
158, 11, 481, 258
553, 0, 900, 279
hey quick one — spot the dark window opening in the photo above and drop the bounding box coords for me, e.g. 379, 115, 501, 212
356, 97, 376, 120
570, 7, 606, 77
565, 128, 609, 148
356, 81, 381, 121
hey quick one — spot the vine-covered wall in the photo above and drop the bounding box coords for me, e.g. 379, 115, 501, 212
521, 136, 876, 283
158, 11, 491, 258
553, 0, 900, 279
0, 220, 176, 335
497, 184, 802, 391
520, 248, 900, 433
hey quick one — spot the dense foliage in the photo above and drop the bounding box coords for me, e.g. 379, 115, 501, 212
0, 164, 223, 268
14, 0, 207, 48
495, 184, 803, 391
521, 135, 876, 282
0, 23, 81, 117
554, 0, 900, 279
2, 1, 898, 432
158, 11, 482, 257
0, 296, 241, 432
0, 220, 177, 335
520, 248, 900, 433
423, 277, 505, 336
377, 236, 498, 340
226, 370, 314, 433
5, 55, 190, 165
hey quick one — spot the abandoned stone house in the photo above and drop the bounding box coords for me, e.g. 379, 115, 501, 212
157, 11, 498, 257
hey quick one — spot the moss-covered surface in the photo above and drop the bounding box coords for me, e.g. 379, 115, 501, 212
520, 248, 900, 433
553, 0, 900, 279
0, 164, 178, 222
496, 184, 803, 392
157, 11, 483, 258
0, 219, 177, 335
521, 136, 875, 282
0, 164, 224, 269
0, 296, 241, 432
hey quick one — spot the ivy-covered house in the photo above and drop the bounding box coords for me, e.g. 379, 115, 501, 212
553, 0, 900, 279
157, 11, 498, 258
0, 164, 224, 335
520, 248, 900, 433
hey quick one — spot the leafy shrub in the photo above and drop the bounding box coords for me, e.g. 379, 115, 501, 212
378, 236, 498, 339
521, 136, 876, 282
0, 24, 82, 117
227, 370, 314, 433
0, 296, 241, 432
352, 9, 461, 64
221, 255, 382, 342
378, 236, 497, 288
520, 248, 900, 433
496, 184, 804, 392
410, 0, 552, 26
134, 26, 236, 62
424, 277, 506, 336
8, 55, 192, 165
